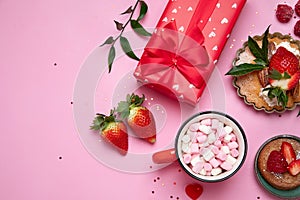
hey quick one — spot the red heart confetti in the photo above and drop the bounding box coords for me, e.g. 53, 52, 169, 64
185, 183, 203, 200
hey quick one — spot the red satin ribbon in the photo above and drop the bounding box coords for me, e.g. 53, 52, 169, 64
138, 20, 211, 88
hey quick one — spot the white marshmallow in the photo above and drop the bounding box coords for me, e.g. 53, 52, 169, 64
202, 149, 214, 161
182, 142, 191, 153
207, 132, 217, 144
224, 134, 233, 143
190, 154, 202, 166
211, 167, 222, 176
200, 168, 206, 175
221, 145, 230, 154
181, 134, 191, 143
224, 125, 233, 134
226, 155, 237, 165
199, 124, 212, 135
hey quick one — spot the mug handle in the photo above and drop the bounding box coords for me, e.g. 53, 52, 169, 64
152, 148, 177, 164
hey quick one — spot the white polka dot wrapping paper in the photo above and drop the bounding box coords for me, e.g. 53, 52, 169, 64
134, 0, 247, 105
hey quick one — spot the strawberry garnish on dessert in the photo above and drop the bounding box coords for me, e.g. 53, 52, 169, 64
266, 141, 300, 176
276, 4, 294, 23
281, 141, 296, 164
117, 93, 156, 144
267, 150, 288, 173
90, 110, 128, 155
264, 46, 300, 107
226, 26, 300, 111
288, 159, 300, 176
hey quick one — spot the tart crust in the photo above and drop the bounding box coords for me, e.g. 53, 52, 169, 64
232, 32, 300, 113
257, 138, 300, 190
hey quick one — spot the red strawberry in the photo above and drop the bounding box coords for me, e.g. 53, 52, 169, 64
267, 150, 288, 173
117, 93, 156, 144
266, 47, 300, 107
90, 111, 128, 155
295, 1, 300, 17
287, 159, 300, 176
281, 142, 296, 164
276, 4, 294, 23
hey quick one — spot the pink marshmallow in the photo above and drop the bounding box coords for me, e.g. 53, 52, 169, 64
200, 118, 212, 126
189, 122, 200, 132
216, 151, 227, 161
204, 163, 213, 171
214, 140, 222, 147
190, 143, 199, 153
190, 132, 199, 142
192, 161, 204, 173
230, 149, 239, 158
211, 145, 220, 155
220, 161, 233, 171
217, 128, 227, 138
206, 171, 212, 176
228, 141, 239, 149
209, 158, 221, 168
230, 133, 237, 141
197, 135, 207, 143
183, 153, 192, 164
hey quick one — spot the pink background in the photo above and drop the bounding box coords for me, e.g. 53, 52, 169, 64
1, 0, 299, 199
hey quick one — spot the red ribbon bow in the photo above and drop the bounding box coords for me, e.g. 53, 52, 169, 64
138, 20, 211, 88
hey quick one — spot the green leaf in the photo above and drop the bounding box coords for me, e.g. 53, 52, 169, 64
297, 109, 300, 117
248, 36, 265, 61
263, 87, 288, 108
108, 45, 116, 73
137, 1, 148, 21
116, 101, 130, 119
254, 58, 267, 66
90, 115, 105, 130
100, 36, 114, 47
262, 25, 270, 62
283, 72, 291, 79
121, 6, 133, 15
120, 36, 140, 61
225, 63, 266, 76
130, 20, 151, 36
114, 20, 123, 31
269, 69, 283, 80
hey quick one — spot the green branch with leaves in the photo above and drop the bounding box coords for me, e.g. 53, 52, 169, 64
100, 0, 151, 73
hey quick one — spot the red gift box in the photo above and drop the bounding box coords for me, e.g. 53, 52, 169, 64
134, 0, 246, 105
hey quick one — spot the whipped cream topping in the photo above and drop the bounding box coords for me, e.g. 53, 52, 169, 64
259, 86, 279, 107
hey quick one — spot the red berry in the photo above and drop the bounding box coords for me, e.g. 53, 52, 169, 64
267, 150, 288, 173
276, 4, 294, 23
287, 159, 300, 176
294, 20, 300, 37
269, 47, 299, 75
295, 1, 300, 17
281, 142, 296, 164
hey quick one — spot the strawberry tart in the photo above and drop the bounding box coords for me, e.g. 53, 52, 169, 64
257, 136, 300, 190
226, 26, 300, 112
